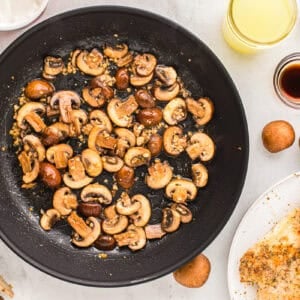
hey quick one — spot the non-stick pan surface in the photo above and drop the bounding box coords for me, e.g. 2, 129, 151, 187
0, 6, 248, 286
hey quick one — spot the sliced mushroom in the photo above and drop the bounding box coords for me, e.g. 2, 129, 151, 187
165, 179, 197, 203
89, 110, 113, 132
43, 56, 64, 77
130, 194, 151, 227
114, 224, 146, 251
46, 144, 73, 169
71, 49, 81, 68
40, 208, 61, 231
95, 131, 117, 150
68, 156, 86, 181
114, 128, 136, 158
18, 151, 39, 183
90, 74, 115, 90
192, 163, 208, 187
145, 224, 166, 239
82, 87, 106, 108
81, 148, 103, 177
63, 173, 93, 189
130, 72, 153, 87
146, 160, 173, 189
25, 79, 55, 100
102, 205, 128, 235
116, 52, 133, 67
42, 122, 70, 146
161, 208, 181, 233
76, 48, 105, 76
186, 97, 214, 126
163, 98, 187, 125
155, 65, 177, 86
163, 126, 187, 156
81, 183, 112, 205
115, 192, 141, 216
67, 211, 101, 247
133, 53, 157, 77
16, 102, 46, 132
154, 82, 180, 101
107, 96, 138, 127
102, 156, 124, 172
50, 90, 81, 123
186, 132, 215, 161
87, 126, 105, 152
171, 203, 192, 223
53, 187, 78, 216
70, 109, 88, 136
23, 134, 45, 162
103, 44, 128, 59
124, 147, 151, 167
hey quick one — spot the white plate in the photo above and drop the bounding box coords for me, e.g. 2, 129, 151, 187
227, 172, 300, 300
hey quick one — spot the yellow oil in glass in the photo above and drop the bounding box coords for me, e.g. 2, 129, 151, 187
223, 0, 297, 54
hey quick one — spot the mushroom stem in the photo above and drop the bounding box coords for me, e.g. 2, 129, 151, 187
67, 211, 92, 238
24, 112, 46, 132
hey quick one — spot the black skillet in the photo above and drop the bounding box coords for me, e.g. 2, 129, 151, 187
0, 6, 248, 287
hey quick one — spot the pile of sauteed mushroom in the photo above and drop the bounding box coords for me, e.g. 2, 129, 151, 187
10, 43, 215, 252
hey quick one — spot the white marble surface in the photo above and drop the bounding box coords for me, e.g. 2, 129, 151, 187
1, 1, 300, 299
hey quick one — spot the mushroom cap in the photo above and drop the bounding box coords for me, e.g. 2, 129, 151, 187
53, 187, 78, 216
192, 163, 208, 188
102, 214, 129, 235
133, 53, 157, 77
103, 44, 128, 59
165, 179, 197, 203
76, 49, 105, 76
17, 102, 46, 129
161, 207, 181, 233
42, 122, 70, 146
130, 194, 151, 227
115, 192, 141, 216
81, 148, 103, 177
23, 134, 45, 162
46, 143, 73, 169
146, 160, 173, 189
40, 208, 61, 231
25, 78, 55, 100
171, 203, 193, 223
89, 110, 113, 132
163, 98, 187, 125
186, 132, 215, 161
82, 87, 105, 108
63, 173, 93, 189
81, 183, 112, 204
155, 65, 177, 86
124, 147, 151, 167
163, 126, 187, 156
154, 82, 180, 101
102, 156, 124, 172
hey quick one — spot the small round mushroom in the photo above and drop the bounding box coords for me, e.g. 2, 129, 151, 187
16, 102, 46, 132
163, 126, 187, 156
23, 134, 45, 162
154, 82, 180, 101
147, 133, 163, 156
102, 205, 129, 235
81, 183, 112, 205
146, 160, 173, 189
82, 87, 106, 108
155, 65, 177, 86
186, 132, 215, 161
163, 98, 187, 125
161, 207, 181, 233
130, 72, 153, 87
67, 211, 101, 248
165, 179, 197, 203
41, 122, 70, 146
171, 203, 192, 223
46, 144, 73, 169
114, 224, 146, 251
115, 128, 136, 158
192, 163, 208, 188
18, 151, 40, 184
43, 56, 64, 77
107, 96, 138, 127
94, 234, 116, 251
89, 110, 113, 132
50, 90, 81, 124
134, 89, 156, 108
115, 68, 129, 90
53, 187, 78, 216
103, 44, 128, 59
40, 208, 61, 231
39, 162, 62, 188
115, 165, 135, 189
76, 48, 105, 76
81, 148, 103, 177
130, 194, 151, 227
25, 79, 55, 100
124, 147, 151, 167
137, 107, 163, 127
102, 156, 124, 172
78, 203, 102, 218
186, 97, 214, 126
133, 53, 157, 77
115, 192, 141, 216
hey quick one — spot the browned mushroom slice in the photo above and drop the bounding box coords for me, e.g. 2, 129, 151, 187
192, 163, 208, 187
63, 173, 93, 189
114, 224, 146, 251
186, 97, 214, 126
23, 134, 45, 162
95, 131, 117, 150
102, 205, 128, 235
89, 110, 113, 132
107, 96, 138, 127
165, 179, 197, 203
130, 72, 153, 87
133, 53, 157, 76
114, 128, 136, 158
71, 49, 81, 68
90, 74, 115, 91
146, 160, 173, 189
81, 183, 112, 205
102, 156, 124, 172
16, 102, 46, 132
82, 87, 106, 108
163, 98, 187, 125
18, 151, 39, 184
68, 156, 86, 181
42, 122, 70, 146
25, 79, 55, 100
186, 132, 215, 161
103, 44, 128, 59
50, 90, 81, 123
130, 194, 151, 227
171, 203, 193, 223
43, 56, 64, 77
115, 192, 140, 216
161, 207, 181, 233
154, 82, 180, 101
81, 148, 103, 177
53, 187, 78, 216
155, 65, 177, 86
124, 147, 151, 167
40, 208, 61, 231
46, 144, 73, 169
67, 211, 101, 247
70, 109, 88, 136
76, 48, 106, 76
163, 126, 187, 156
145, 224, 166, 239
116, 52, 133, 67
